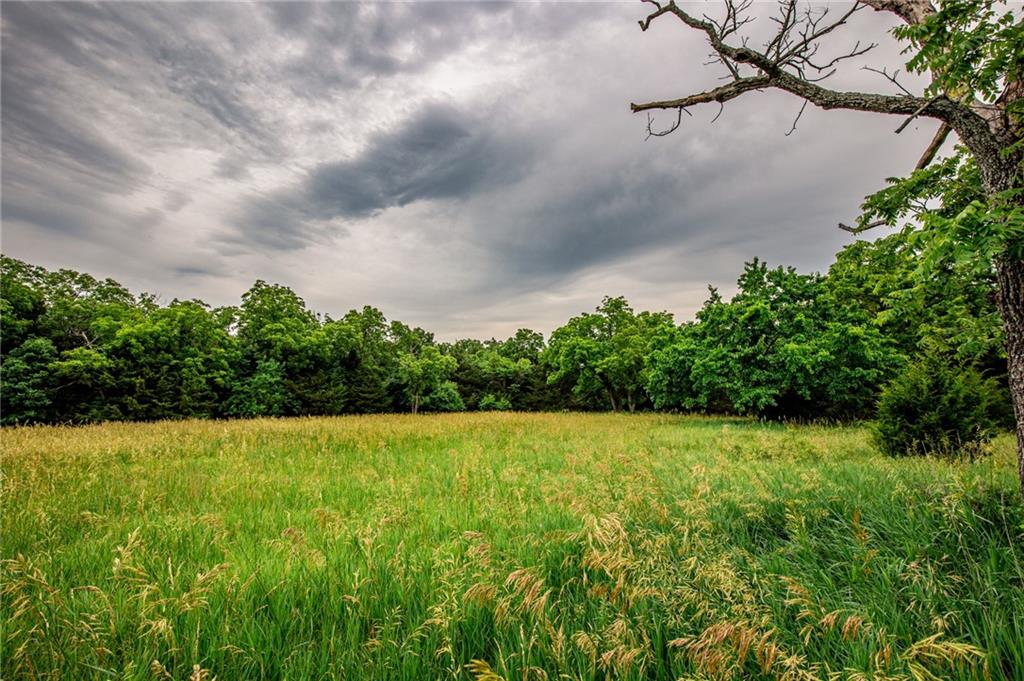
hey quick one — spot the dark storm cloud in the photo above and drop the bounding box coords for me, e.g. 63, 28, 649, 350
263, 2, 572, 97
0, 4, 151, 194
228, 102, 537, 249
305, 103, 533, 217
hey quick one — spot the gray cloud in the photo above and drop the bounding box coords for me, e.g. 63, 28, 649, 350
227, 102, 537, 250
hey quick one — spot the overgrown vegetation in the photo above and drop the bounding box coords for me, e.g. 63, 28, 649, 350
874, 352, 1003, 458
2, 414, 1021, 680
0, 226, 1011, 445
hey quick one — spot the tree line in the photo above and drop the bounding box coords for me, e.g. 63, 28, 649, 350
0, 228, 1012, 429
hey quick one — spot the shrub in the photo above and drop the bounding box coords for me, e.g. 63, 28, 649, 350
873, 353, 1001, 458
225, 359, 292, 417
422, 381, 465, 412
478, 393, 512, 411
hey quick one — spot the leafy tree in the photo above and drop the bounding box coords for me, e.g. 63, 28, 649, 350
0, 257, 46, 354
630, 0, 1023, 490
546, 297, 674, 411
0, 338, 56, 425
826, 228, 1004, 371
341, 306, 399, 413
396, 346, 457, 414
648, 262, 899, 419
422, 380, 465, 412
35, 267, 140, 352
472, 349, 532, 411
235, 281, 330, 415
478, 393, 513, 411
101, 300, 238, 420
445, 338, 489, 410
225, 359, 291, 417
49, 347, 122, 422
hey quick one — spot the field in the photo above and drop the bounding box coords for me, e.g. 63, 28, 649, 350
2, 413, 1022, 681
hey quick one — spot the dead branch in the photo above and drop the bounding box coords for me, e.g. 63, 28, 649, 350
838, 219, 888, 234
785, 99, 809, 136
915, 123, 952, 170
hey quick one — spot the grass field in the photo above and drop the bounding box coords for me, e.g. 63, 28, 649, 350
2, 413, 1022, 680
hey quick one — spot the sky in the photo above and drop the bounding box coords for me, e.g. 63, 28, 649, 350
1, 1, 944, 340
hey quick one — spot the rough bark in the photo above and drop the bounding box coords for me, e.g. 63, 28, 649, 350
996, 256, 1024, 497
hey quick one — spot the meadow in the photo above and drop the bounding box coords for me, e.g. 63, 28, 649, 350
2, 413, 1022, 681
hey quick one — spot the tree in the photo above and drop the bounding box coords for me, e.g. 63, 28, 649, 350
0, 257, 46, 355
630, 0, 1024, 492
99, 300, 238, 420
225, 359, 292, 417
0, 338, 56, 425
422, 381, 466, 412
395, 346, 457, 414
647, 261, 898, 419
546, 296, 674, 411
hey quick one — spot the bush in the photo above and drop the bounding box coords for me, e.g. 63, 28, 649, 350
422, 381, 465, 412
479, 393, 512, 411
873, 354, 1001, 458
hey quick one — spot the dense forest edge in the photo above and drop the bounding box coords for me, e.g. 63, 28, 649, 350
0, 227, 1013, 430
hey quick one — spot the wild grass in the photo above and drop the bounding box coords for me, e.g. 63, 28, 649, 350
2, 413, 1022, 680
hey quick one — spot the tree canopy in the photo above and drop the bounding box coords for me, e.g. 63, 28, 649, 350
1, 231, 1009, 429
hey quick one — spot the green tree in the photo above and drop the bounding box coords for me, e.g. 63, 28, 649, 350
546, 297, 674, 411
0, 257, 46, 354
648, 262, 898, 419
0, 338, 56, 425
103, 300, 238, 420
875, 351, 1001, 458
396, 346, 457, 414
422, 380, 465, 412
225, 359, 291, 417
49, 347, 122, 422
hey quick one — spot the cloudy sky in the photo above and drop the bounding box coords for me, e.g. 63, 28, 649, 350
1, 1, 942, 339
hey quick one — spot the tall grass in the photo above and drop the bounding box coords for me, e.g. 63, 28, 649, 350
2, 413, 1021, 680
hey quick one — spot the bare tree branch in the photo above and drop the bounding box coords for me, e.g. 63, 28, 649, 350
785, 99, 809, 136
631, 75, 771, 114
645, 107, 690, 138
837, 219, 888, 234
895, 95, 942, 134
630, 0, 998, 171
915, 123, 952, 170
862, 66, 914, 97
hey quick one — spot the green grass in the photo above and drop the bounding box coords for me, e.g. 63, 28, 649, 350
2, 413, 1022, 680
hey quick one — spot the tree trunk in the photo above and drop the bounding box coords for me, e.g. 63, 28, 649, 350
411, 395, 420, 415
995, 256, 1024, 497
598, 374, 618, 411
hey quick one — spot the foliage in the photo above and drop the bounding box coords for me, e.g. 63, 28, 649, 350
895, 0, 1024, 108
0, 338, 55, 425
546, 297, 675, 412
422, 380, 466, 412
649, 260, 901, 420
478, 393, 512, 411
396, 346, 457, 414
225, 359, 292, 417
0, 241, 1010, 424
3, 414, 1021, 679
874, 352, 1002, 458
